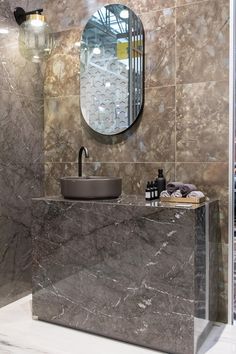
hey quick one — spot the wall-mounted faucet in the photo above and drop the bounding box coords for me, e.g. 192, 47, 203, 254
78, 146, 89, 177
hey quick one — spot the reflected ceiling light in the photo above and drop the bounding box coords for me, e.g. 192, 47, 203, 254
0, 28, 9, 34
120, 9, 129, 19
93, 46, 101, 55
14, 7, 54, 63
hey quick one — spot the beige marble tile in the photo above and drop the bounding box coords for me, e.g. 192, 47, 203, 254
140, 8, 176, 88
44, 86, 175, 164
176, 162, 228, 243
176, 0, 229, 83
45, 162, 175, 196
44, 96, 83, 163
129, 0, 176, 14
176, 81, 229, 162
176, 0, 215, 5
44, 30, 81, 97
44, 0, 130, 32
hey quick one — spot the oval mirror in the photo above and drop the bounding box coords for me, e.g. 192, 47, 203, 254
80, 4, 144, 136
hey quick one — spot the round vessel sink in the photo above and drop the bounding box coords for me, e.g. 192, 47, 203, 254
60, 176, 122, 200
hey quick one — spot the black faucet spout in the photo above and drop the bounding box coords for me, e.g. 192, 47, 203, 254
78, 146, 89, 177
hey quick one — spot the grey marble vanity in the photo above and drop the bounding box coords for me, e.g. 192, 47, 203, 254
31, 196, 219, 354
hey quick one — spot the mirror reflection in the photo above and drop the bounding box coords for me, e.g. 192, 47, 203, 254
80, 4, 144, 135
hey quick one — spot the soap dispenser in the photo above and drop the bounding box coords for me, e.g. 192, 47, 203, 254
155, 169, 166, 198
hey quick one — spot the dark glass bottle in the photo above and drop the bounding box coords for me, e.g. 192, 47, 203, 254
145, 182, 152, 201
155, 169, 166, 198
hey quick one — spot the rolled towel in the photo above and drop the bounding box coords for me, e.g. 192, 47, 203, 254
171, 189, 182, 198
180, 184, 197, 197
186, 191, 205, 198
160, 190, 171, 197
166, 182, 184, 194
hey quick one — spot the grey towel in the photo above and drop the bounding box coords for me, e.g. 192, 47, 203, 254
180, 184, 197, 197
166, 182, 183, 194
160, 190, 171, 197
171, 189, 182, 198
186, 191, 205, 198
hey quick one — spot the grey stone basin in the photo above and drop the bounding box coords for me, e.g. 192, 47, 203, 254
60, 176, 122, 199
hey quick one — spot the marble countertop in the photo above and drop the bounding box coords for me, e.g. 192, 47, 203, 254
32, 194, 214, 210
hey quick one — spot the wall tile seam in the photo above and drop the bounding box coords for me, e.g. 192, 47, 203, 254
175, 79, 229, 87
44, 161, 229, 165
175, 0, 226, 10
174, 0, 177, 181
43, 85, 177, 100
0, 89, 43, 100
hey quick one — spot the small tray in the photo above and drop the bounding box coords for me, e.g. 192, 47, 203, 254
160, 196, 205, 204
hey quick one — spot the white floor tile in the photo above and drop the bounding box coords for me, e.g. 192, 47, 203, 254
1, 295, 236, 354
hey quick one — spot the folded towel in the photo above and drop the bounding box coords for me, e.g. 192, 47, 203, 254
160, 190, 171, 197
180, 184, 197, 197
171, 189, 182, 198
166, 182, 184, 194
186, 191, 205, 198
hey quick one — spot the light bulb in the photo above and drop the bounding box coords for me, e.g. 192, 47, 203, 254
0, 28, 9, 34
30, 19, 44, 27
93, 47, 101, 55
120, 9, 129, 19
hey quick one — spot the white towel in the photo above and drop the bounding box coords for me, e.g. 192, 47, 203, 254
186, 191, 205, 198
171, 189, 182, 198
160, 190, 170, 197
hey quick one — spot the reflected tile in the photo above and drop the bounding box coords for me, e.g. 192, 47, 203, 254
140, 8, 175, 88
176, 0, 229, 83
176, 81, 229, 162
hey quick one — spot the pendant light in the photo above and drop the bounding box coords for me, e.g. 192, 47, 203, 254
14, 7, 54, 63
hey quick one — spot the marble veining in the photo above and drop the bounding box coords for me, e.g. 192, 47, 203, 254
32, 197, 219, 354
41, 0, 229, 322
0, 0, 44, 308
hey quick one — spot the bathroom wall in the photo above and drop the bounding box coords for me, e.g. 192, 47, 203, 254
0, 0, 44, 307
43, 0, 229, 321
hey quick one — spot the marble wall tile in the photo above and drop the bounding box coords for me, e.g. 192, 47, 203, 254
44, 96, 82, 163
0, 1, 12, 19
176, 162, 228, 243
45, 87, 175, 164
44, 0, 130, 32
45, 162, 175, 196
0, 92, 44, 164
0, 28, 43, 96
140, 8, 175, 88
0, 3, 44, 307
176, 0, 229, 83
176, 81, 229, 162
129, 0, 176, 14
44, 29, 81, 97
176, 0, 215, 5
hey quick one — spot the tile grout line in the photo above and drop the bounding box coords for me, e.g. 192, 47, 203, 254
174, 5, 177, 181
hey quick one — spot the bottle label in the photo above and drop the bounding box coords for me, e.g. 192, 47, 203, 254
145, 192, 151, 200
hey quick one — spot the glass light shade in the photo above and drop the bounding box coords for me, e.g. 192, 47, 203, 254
19, 14, 54, 63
